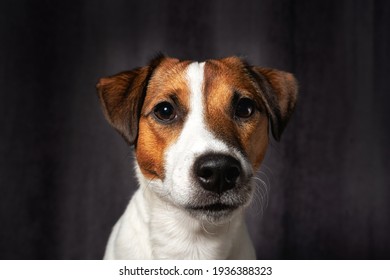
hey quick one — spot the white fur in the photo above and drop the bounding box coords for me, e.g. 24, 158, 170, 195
103, 62, 256, 260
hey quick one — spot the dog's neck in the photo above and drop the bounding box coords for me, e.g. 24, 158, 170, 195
137, 172, 245, 259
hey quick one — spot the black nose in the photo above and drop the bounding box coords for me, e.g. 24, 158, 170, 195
194, 154, 242, 194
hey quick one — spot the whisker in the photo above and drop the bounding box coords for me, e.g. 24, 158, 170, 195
248, 168, 272, 218
201, 220, 217, 235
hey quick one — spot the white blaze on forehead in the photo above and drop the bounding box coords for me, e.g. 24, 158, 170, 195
186, 62, 206, 122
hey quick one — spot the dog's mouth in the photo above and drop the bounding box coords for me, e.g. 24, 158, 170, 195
187, 203, 239, 212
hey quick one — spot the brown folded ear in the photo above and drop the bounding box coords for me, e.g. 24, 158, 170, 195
96, 67, 150, 145
248, 66, 298, 141
96, 54, 166, 145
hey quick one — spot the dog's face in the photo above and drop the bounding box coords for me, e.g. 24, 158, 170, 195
97, 55, 297, 222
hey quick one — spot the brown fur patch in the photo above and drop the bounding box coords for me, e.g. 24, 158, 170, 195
203, 57, 269, 169
135, 58, 192, 179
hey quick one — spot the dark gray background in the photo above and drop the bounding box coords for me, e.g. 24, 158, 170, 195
1, 0, 389, 259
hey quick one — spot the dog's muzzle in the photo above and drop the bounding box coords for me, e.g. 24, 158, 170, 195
186, 152, 253, 220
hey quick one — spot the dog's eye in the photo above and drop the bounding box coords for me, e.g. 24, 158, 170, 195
235, 98, 255, 119
153, 102, 177, 122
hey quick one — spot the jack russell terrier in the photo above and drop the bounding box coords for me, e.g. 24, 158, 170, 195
97, 55, 297, 259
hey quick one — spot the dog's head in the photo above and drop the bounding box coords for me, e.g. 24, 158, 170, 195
97, 55, 297, 222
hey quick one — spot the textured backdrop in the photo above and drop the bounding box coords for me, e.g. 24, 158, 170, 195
1, 0, 389, 259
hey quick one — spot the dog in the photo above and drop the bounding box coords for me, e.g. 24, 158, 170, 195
97, 55, 297, 259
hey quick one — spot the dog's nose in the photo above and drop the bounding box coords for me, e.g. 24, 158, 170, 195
194, 154, 242, 193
